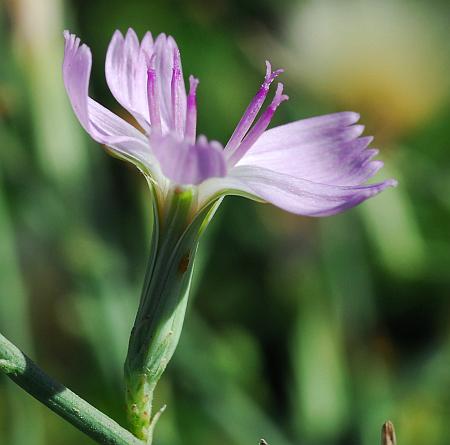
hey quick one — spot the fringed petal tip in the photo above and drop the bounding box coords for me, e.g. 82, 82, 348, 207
62, 31, 93, 135
344, 111, 360, 124
63, 30, 85, 54
384, 178, 398, 188
105, 27, 154, 127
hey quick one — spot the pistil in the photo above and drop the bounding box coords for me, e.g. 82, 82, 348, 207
227, 83, 288, 166
224, 61, 283, 154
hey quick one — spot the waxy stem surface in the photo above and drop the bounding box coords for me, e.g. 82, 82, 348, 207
0, 332, 143, 445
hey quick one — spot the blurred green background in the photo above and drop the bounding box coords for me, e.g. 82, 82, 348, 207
0, 0, 449, 444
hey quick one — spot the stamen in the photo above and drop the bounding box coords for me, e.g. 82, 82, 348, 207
147, 55, 162, 135
224, 61, 283, 154
185, 75, 199, 144
227, 83, 289, 167
171, 46, 183, 137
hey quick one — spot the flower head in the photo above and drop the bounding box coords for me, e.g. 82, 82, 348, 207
63, 28, 396, 217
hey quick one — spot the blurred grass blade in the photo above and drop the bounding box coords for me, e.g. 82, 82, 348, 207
359, 162, 426, 278
290, 264, 349, 442
0, 174, 46, 445
9, 0, 88, 189
176, 315, 296, 445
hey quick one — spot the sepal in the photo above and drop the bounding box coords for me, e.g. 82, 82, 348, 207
124, 186, 220, 441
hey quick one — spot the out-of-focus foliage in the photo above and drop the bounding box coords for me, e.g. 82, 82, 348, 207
0, 0, 449, 444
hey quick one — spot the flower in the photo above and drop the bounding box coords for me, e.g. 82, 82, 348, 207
63, 29, 398, 441
63, 28, 396, 217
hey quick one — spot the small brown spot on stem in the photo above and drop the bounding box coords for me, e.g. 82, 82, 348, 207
178, 253, 190, 273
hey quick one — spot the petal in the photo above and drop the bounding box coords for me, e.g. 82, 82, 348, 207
105, 29, 153, 126
63, 31, 152, 170
151, 134, 226, 185
153, 34, 187, 133
198, 165, 397, 217
237, 112, 382, 185
87, 99, 158, 169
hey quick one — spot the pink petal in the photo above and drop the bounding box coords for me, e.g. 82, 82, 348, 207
150, 134, 226, 185
105, 29, 153, 127
152, 34, 187, 134
198, 165, 396, 216
237, 112, 382, 185
63, 31, 152, 169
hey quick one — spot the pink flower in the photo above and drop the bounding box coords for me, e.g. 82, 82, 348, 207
63, 28, 396, 217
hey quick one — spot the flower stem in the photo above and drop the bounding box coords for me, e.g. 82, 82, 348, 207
0, 332, 143, 445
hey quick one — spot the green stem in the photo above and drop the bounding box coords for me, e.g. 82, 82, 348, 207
0, 332, 143, 445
